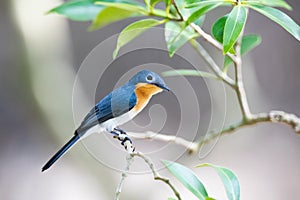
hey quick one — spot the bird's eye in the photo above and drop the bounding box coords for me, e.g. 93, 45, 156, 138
146, 75, 153, 81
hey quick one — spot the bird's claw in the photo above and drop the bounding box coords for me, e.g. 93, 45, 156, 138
118, 133, 128, 142
114, 127, 127, 135
110, 129, 135, 152
121, 135, 132, 145
122, 137, 135, 152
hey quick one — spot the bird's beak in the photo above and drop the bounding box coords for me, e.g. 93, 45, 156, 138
156, 83, 170, 92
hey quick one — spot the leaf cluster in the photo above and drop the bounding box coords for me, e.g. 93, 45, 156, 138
49, 0, 300, 73
163, 161, 240, 200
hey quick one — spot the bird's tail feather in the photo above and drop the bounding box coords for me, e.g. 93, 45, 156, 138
42, 133, 80, 172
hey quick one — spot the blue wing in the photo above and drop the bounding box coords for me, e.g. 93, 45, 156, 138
76, 84, 137, 133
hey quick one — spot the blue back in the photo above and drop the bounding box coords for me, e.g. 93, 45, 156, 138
77, 83, 136, 133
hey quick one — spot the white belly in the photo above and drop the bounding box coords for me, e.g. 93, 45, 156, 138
100, 108, 139, 132
80, 109, 139, 139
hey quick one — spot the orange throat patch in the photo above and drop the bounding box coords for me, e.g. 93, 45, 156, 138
134, 83, 163, 112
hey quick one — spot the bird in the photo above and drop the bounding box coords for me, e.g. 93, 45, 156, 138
42, 70, 170, 172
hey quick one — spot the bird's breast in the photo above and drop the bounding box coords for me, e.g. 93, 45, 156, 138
133, 83, 163, 112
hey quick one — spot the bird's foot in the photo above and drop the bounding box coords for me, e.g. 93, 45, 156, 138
111, 127, 126, 139
122, 137, 135, 152
114, 127, 127, 135
110, 129, 135, 152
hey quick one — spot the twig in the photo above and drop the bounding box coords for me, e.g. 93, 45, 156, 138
233, 33, 253, 120
114, 153, 134, 200
252, 111, 300, 133
127, 111, 300, 154
190, 19, 252, 120
114, 140, 135, 200
190, 23, 237, 62
213, 110, 300, 136
148, 12, 182, 22
127, 131, 198, 153
172, 0, 184, 21
133, 152, 181, 200
189, 39, 235, 88
115, 151, 182, 200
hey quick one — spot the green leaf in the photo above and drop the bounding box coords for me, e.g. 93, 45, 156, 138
162, 69, 218, 80
247, 4, 300, 41
224, 34, 261, 68
196, 163, 240, 200
144, 0, 150, 9
148, 0, 169, 12
212, 14, 236, 54
185, 0, 232, 9
167, 198, 177, 200
113, 19, 165, 58
89, 6, 140, 30
150, 0, 162, 6
163, 160, 208, 200
186, 3, 223, 26
95, 1, 148, 14
212, 15, 228, 43
240, 34, 261, 55
223, 5, 247, 54
247, 0, 291, 10
165, 22, 198, 57
196, 15, 206, 27
49, 0, 104, 21
164, 0, 172, 16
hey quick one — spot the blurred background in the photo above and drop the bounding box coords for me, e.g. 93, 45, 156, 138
1, 0, 300, 199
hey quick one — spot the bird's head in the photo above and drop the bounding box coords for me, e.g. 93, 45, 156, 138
128, 70, 170, 92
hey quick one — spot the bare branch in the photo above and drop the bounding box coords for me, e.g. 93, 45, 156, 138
115, 151, 182, 200
151, 9, 251, 120
172, 0, 184, 21
189, 39, 235, 88
253, 111, 300, 134
190, 23, 237, 62
132, 152, 182, 200
213, 110, 300, 137
116, 112, 300, 200
128, 111, 300, 154
127, 131, 198, 153
114, 153, 134, 200
114, 140, 135, 200
233, 33, 253, 120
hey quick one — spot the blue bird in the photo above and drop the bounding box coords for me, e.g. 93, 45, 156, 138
42, 70, 170, 172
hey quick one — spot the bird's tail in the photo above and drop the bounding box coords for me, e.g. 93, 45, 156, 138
42, 132, 80, 172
